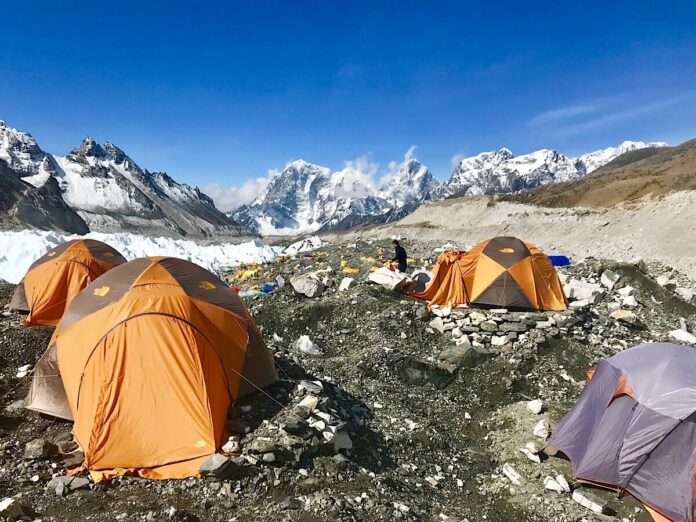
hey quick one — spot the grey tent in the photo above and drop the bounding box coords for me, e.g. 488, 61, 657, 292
548, 343, 696, 522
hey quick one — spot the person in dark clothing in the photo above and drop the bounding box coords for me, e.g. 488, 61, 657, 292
391, 240, 408, 272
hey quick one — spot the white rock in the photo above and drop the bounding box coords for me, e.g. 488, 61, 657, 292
600, 270, 621, 291
276, 275, 286, 288
429, 317, 446, 334
555, 474, 571, 493
491, 335, 508, 347
519, 448, 541, 464
272, 332, 284, 342
572, 490, 606, 514
526, 399, 544, 415
290, 274, 325, 298
292, 335, 323, 356
533, 419, 551, 440
0, 498, 25, 518
544, 476, 564, 493
677, 287, 695, 301
617, 285, 634, 297
622, 296, 638, 308
17, 364, 31, 372
339, 277, 354, 291
657, 275, 677, 290
455, 335, 472, 347
669, 329, 696, 344
502, 463, 524, 485
367, 267, 411, 291
298, 394, 319, 411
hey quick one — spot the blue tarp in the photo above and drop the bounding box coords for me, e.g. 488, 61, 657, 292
548, 255, 571, 267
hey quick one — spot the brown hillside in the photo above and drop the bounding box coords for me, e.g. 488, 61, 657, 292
504, 139, 696, 208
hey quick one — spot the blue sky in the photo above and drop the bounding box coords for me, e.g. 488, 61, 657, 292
1, 1, 695, 209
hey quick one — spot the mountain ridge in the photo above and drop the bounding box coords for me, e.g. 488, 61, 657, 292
0, 121, 248, 238
233, 140, 667, 235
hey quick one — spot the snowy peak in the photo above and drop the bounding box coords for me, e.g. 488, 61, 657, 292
444, 141, 667, 197
578, 140, 668, 173
379, 158, 441, 207
0, 120, 50, 178
0, 119, 248, 238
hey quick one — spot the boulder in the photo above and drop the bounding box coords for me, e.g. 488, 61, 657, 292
292, 335, 323, 356
677, 287, 695, 302
610, 309, 642, 327
367, 267, 411, 291
669, 329, 696, 344
198, 454, 242, 480
24, 438, 58, 460
429, 317, 445, 334
439, 344, 493, 368
656, 275, 677, 290
0, 498, 27, 518
290, 274, 325, 298
600, 269, 621, 291
338, 277, 354, 291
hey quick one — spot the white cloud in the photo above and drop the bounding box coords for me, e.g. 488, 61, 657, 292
557, 96, 690, 137
380, 146, 418, 188
528, 104, 599, 126
450, 152, 468, 168
205, 145, 423, 210
203, 172, 275, 212
334, 155, 379, 199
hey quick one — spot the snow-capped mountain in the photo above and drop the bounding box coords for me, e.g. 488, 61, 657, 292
0, 120, 247, 237
233, 156, 443, 235
235, 140, 666, 235
444, 141, 667, 197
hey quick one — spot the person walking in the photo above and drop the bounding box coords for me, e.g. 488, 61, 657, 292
391, 239, 408, 273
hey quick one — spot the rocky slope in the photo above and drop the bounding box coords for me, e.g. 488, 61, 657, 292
506, 138, 696, 208
1, 238, 694, 521
235, 142, 664, 236
0, 160, 88, 234
0, 120, 248, 238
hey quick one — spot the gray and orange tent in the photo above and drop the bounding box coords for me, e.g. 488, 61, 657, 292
10, 239, 127, 326
413, 236, 567, 311
549, 343, 696, 522
26, 257, 277, 481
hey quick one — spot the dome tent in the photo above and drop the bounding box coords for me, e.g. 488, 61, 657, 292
27, 256, 277, 481
413, 236, 567, 311
10, 239, 127, 326
549, 343, 696, 522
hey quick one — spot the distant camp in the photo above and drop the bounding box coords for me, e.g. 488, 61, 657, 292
549, 343, 696, 522
26, 256, 277, 481
413, 236, 567, 311
9, 239, 127, 326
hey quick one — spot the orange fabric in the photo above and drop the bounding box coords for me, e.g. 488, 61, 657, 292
644, 505, 672, 522
413, 237, 568, 311
21, 241, 125, 326
610, 373, 637, 402
53, 258, 275, 481
507, 258, 539, 309
468, 254, 506, 301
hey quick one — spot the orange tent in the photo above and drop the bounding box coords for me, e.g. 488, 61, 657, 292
414, 236, 567, 311
9, 239, 127, 326
26, 256, 277, 481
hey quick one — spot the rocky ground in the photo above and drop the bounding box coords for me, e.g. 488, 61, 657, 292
1, 238, 696, 521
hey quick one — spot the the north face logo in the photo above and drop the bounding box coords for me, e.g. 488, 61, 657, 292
499, 248, 515, 254
93, 286, 110, 296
